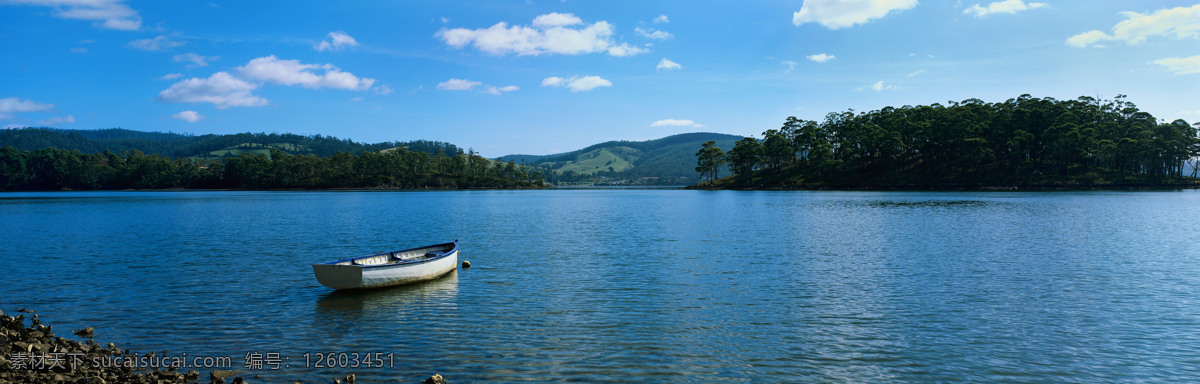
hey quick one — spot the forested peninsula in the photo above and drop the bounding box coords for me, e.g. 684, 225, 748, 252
695, 95, 1200, 189
0, 144, 543, 191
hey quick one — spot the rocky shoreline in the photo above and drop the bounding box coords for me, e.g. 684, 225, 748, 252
0, 309, 447, 384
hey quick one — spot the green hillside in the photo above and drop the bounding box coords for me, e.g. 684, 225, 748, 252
0, 128, 543, 190
498, 132, 743, 185
540, 146, 638, 175
0, 128, 747, 186
196, 142, 314, 161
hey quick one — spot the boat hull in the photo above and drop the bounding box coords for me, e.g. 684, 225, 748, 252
312, 242, 458, 290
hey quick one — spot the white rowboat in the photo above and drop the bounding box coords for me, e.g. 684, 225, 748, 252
312, 241, 459, 290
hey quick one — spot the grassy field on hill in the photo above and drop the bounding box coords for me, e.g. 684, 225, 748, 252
540, 147, 638, 175
499, 133, 743, 185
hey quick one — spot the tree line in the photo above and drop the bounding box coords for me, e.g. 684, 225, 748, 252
0, 128, 463, 159
697, 95, 1200, 187
0, 146, 543, 190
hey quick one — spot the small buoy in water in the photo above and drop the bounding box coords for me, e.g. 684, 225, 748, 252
462, 260, 471, 268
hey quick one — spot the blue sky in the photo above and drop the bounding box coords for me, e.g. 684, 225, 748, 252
2, 1, 1199, 157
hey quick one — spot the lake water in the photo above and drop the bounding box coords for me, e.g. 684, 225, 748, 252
2, 189, 1200, 382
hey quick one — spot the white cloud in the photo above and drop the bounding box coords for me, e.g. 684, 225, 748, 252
157, 56, 378, 108
438, 79, 517, 95
156, 71, 267, 109
314, 31, 359, 52
857, 81, 897, 92
0, 97, 64, 127
1154, 55, 1200, 75
437, 13, 647, 57
964, 0, 1047, 17
3, 0, 141, 30
782, 60, 798, 72
237, 56, 375, 90
161, 73, 182, 80
606, 43, 649, 57
656, 58, 682, 71
483, 85, 520, 95
1066, 30, 1109, 48
806, 53, 835, 63
36, 115, 75, 126
1068, 4, 1200, 47
69, 41, 92, 53
908, 69, 926, 76
653, 14, 669, 24
532, 12, 582, 27
650, 119, 703, 127
128, 35, 185, 51
565, 76, 611, 92
635, 27, 673, 40
793, 0, 918, 29
437, 78, 482, 91
173, 52, 216, 68
0, 97, 54, 120
541, 75, 612, 92
373, 85, 394, 95
170, 110, 204, 123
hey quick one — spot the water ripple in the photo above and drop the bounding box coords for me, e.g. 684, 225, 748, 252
2, 190, 1199, 382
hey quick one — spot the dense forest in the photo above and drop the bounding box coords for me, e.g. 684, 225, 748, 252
696, 95, 1200, 188
0, 128, 462, 159
0, 146, 542, 190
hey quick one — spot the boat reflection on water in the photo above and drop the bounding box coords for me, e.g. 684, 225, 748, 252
314, 269, 459, 324
295, 270, 460, 381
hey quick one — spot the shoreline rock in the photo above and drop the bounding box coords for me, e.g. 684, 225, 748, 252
1, 309, 443, 383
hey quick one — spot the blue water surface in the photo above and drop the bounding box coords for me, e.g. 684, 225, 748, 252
2, 189, 1199, 382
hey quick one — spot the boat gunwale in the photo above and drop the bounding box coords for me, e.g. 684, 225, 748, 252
315, 241, 458, 269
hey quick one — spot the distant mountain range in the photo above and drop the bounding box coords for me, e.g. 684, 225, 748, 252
0, 128, 744, 185
497, 132, 742, 184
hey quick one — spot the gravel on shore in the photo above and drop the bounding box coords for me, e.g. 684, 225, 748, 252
0, 309, 447, 384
